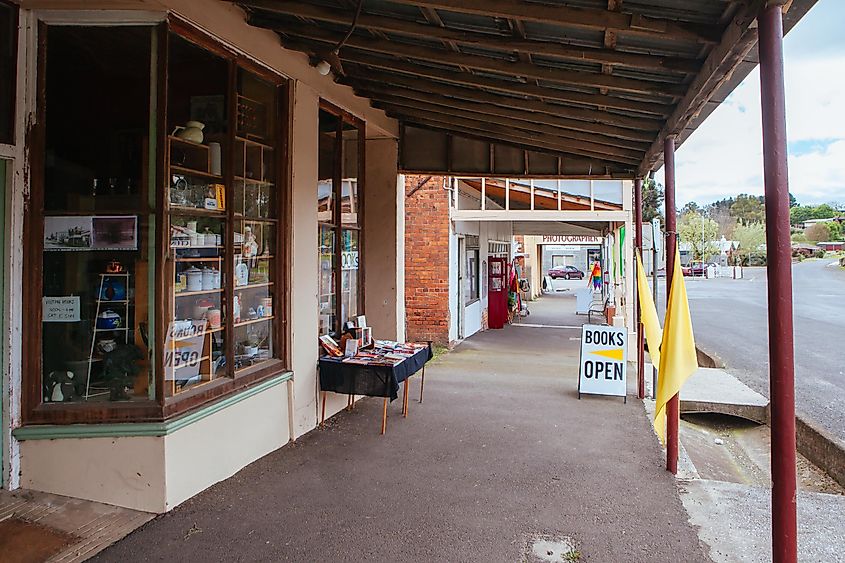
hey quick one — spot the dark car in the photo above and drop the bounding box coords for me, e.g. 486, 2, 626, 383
548, 265, 584, 280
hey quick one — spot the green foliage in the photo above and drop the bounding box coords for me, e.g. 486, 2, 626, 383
789, 193, 798, 208
814, 249, 827, 258
730, 194, 766, 224
828, 222, 843, 241
790, 203, 839, 226
733, 222, 766, 265
791, 232, 808, 243
642, 179, 664, 225
678, 212, 720, 260
681, 201, 700, 215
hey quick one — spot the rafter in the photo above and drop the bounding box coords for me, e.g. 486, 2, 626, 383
381, 0, 722, 43
268, 24, 686, 97
377, 103, 641, 165
241, 2, 700, 73
339, 68, 661, 135
370, 93, 646, 160
350, 81, 651, 153
276, 35, 673, 117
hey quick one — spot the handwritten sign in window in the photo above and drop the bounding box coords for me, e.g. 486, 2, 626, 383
43, 296, 80, 322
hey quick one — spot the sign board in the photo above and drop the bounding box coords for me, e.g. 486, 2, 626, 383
578, 324, 627, 401
542, 235, 602, 244
651, 218, 662, 254
43, 296, 80, 322
341, 250, 359, 270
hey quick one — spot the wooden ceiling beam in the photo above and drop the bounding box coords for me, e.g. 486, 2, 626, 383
339, 68, 660, 136
241, 4, 700, 73
351, 83, 650, 155
372, 93, 645, 160
377, 103, 641, 165
383, 0, 722, 43
269, 24, 686, 97
402, 122, 629, 175
638, 1, 763, 175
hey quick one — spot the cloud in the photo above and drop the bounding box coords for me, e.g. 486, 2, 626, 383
656, 3, 845, 207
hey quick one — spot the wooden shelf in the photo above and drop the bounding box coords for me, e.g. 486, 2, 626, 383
174, 288, 223, 298
170, 165, 222, 181
235, 282, 274, 291
234, 175, 274, 187
236, 135, 274, 150
170, 206, 226, 217
234, 316, 274, 328
234, 215, 277, 223
172, 326, 224, 342
169, 135, 209, 149
175, 256, 223, 263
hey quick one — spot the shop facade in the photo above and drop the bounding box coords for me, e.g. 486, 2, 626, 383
0, 1, 403, 512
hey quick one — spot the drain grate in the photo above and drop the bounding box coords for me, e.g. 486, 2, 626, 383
525, 534, 580, 562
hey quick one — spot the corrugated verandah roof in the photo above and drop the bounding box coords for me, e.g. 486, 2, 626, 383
232, 0, 816, 178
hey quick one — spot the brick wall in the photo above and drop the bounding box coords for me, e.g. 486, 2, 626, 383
404, 175, 451, 345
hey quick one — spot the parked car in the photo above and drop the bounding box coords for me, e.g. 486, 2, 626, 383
548, 265, 585, 280
682, 261, 717, 276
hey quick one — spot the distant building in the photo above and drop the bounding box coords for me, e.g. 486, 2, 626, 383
817, 241, 844, 252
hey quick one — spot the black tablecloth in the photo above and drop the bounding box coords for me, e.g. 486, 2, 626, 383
319, 345, 432, 401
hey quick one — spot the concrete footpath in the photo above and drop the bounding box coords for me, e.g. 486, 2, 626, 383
95, 324, 709, 562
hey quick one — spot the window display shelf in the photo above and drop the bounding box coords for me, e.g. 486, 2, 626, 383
174, 288, 224, 298
233, 214, 277, 223
234, 175, 273, 187
170, 206, 226, 217
174, 256, 223, 263
171, 165, 222, 182
234, 316, 273, 328
172, 326, 224, 342
236, 135, 274, 150
236, 282, 274, 290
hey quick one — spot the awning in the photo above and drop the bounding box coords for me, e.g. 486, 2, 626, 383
235, 0, 817, 177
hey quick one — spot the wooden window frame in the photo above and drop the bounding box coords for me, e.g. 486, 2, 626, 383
317, 100, 365, 338
0, 0, 18, 145
22, 17, 291, 425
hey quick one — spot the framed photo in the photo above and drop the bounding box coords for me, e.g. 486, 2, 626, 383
44, 216, 93, 251
91, 216, 137, 250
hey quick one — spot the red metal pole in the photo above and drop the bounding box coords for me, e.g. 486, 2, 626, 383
663, 137, 679, 475
634, 178, 645, 400
759, 4, 797, 562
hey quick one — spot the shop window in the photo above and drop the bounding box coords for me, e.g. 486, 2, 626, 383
466, 249, 479, 303
317, 105, 364, 338
26, 21, 288, 423
39, 25, 156, 405
0, 1, 16, 145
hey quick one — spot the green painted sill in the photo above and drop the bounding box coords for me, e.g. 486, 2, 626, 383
13, 371, 292, 441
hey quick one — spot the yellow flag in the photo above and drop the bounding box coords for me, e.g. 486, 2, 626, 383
654, 243, 699, 444
636, 251, 662, 370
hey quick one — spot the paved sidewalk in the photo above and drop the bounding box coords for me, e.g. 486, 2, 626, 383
96, 325, 709, 562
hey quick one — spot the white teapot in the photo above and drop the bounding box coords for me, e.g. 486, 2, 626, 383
173, 121, 205, 144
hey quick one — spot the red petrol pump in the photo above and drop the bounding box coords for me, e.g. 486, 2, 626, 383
487, 257, 508, 329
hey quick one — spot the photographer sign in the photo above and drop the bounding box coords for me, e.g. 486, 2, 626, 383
578, 324, 628, 402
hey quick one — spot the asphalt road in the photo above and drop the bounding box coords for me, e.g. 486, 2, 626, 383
658, 259, 845, 448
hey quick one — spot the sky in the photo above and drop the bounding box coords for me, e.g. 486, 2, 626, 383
654, 0, 845, 208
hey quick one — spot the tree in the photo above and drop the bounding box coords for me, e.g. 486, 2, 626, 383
679, 212, 720, 261
828, 221, 843, 241
681, 201, 700, 216
790, 203, 838, 225
789, 193, 798, 208
733, 222, 766, 265
805, 222, 831, 243
641, 179, 664, 225
730, 194, 766, 224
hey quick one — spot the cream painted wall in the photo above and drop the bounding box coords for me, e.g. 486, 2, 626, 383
164, 382, 289, 510
289, 82, 321, 438
363, 138, 400, 341
20, 436, 167, 513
